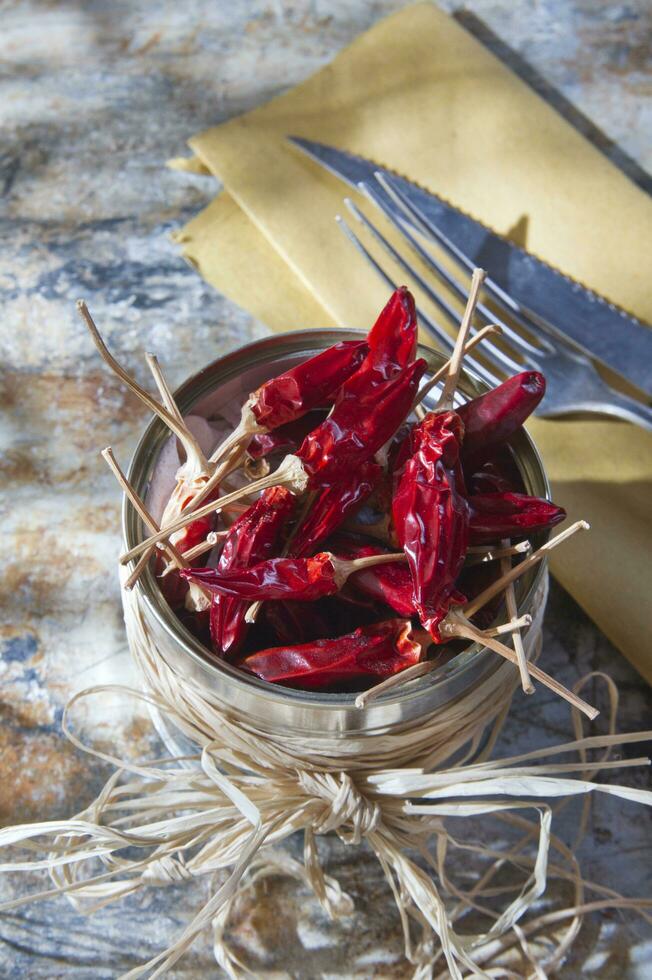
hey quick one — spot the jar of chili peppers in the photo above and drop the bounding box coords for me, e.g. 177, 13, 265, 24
123, 329, 550, 751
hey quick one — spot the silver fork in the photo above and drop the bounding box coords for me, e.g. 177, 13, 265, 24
335, 172, 652, 430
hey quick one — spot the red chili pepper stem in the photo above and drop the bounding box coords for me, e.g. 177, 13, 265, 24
332, 551, 407, 587
354, 659, 431, 707
243, 455, 270, 481
206, 397, 264, 469
412, 323, 500, 413
172, 440, 252, 524
464, 541, 531, 566
145, 352, 188, 425
120, 454, 310, 565
483, 613, 532, 637
436, 268, 486, 412
500, 536, 534, 695
102, 447, 184, 572
443, 610, 598, 720
463, 520, 589, 618
102, 447, 210, 611
124, 549, 155, 592
78, 301, 208, 480
160, 530, 226, 576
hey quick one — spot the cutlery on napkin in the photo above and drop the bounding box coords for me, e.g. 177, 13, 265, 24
170, 2, 652, 682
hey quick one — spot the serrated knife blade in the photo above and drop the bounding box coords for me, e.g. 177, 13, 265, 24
289, 136, 652, 398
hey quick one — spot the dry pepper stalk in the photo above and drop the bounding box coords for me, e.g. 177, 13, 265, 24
411, 323, 501, 412
184, 550, 407, 603
240, 618, 423, 689
208, 486, 295, 657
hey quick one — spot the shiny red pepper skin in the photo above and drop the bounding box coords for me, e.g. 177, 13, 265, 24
186, 552, 340, 603
392, 411, 469, 639
247, 410, 326, 460
241, 619, 421, 690
468, 492, 566, 543
204, 487, 295, 657
330, 537, 414, 616
291, 461, 382, 558
296, 359, 427, 487
252, 340, 368, 430
364, 286, 417, 378
457, 371, 545, 468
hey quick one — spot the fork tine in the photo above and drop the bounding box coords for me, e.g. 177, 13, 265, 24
360, 179, 547, 359
335, 215, 501, 389
344, 197, 524, 377
375, 171, 562, 352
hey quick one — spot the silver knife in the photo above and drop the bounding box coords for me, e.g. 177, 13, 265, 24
289, 136, 652, 398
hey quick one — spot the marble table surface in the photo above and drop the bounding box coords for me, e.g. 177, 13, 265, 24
1, 1, 650, 976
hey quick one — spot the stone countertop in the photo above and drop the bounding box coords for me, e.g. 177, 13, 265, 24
0, 1, 650, 976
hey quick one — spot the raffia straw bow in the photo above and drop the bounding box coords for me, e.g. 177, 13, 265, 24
1, 577, 651, 979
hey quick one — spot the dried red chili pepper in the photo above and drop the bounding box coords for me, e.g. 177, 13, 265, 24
364, 286, 417, 378
240, 619, 422, 690
329, 537, 414, 617
208, 340, 368, 472
468, 492, 566, 543
251, 340, 368, 431
247, 410, 326, 460
392, 410, 469, 639
185, 550, 405, 603
294, 358, 427, 487
290, 461, 382, 558
458, 371, 545, 468
207, 486, 295, 656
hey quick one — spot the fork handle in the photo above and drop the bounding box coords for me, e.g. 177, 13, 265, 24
582, 392, 652, 432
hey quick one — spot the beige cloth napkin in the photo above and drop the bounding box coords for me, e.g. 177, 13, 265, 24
173, 3, 652, 682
